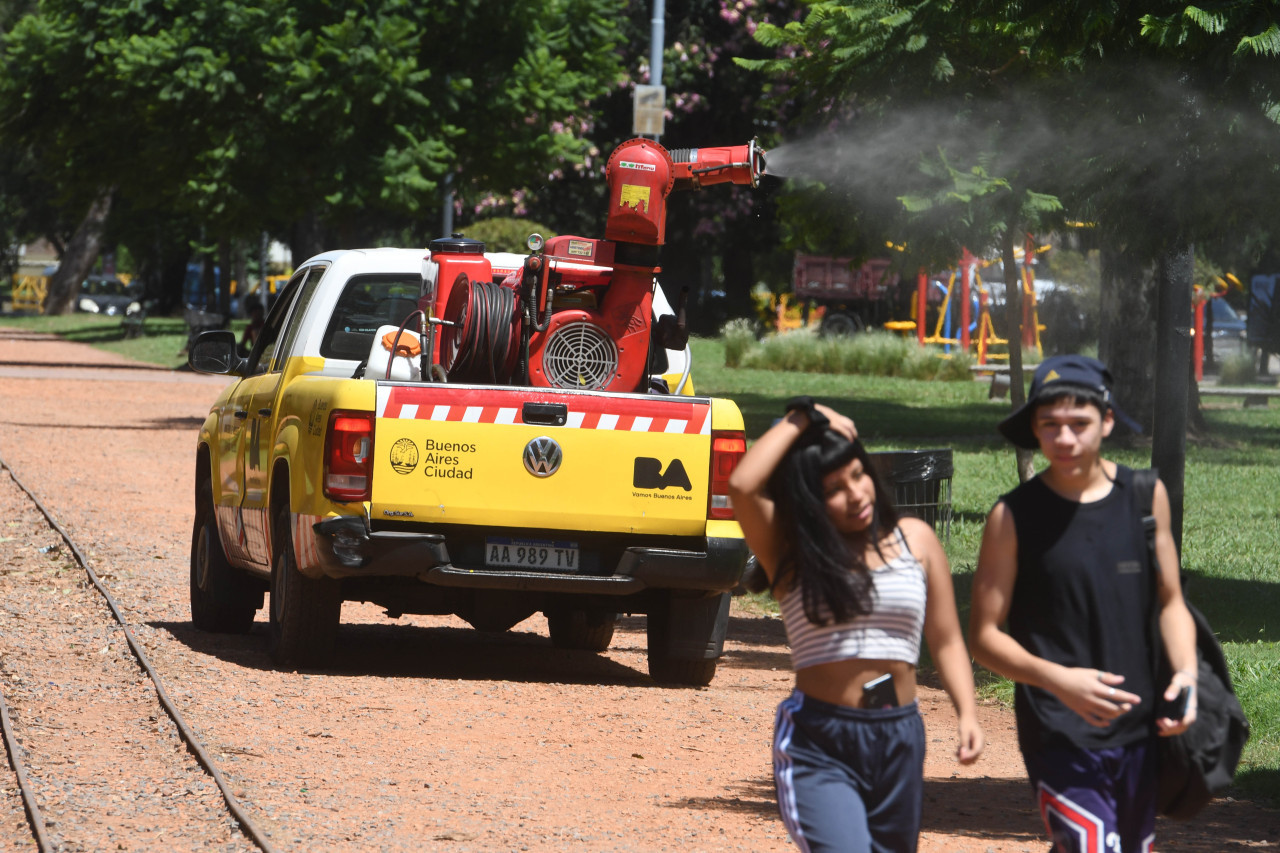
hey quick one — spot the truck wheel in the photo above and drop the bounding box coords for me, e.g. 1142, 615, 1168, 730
645, 592, 731, 687
547, 610, 617, 652
190, 483, 260, 634
269, 510, 341, 667
820, 311, 863, 337
648, 653, 717, 687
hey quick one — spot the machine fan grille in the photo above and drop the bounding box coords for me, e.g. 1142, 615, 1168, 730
542, 322, 619, 390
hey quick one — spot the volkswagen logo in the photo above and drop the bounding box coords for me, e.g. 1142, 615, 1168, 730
523, 436, 562, 477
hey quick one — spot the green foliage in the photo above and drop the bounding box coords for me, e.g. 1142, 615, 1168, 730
1218, 353, 1259, 385
721, 318, 759, 369
1237, 24, 1280, 57
461, 218, 558, 254
0, 0, 628, 277
725, 328, 974, 381
1044, 247, 1101, 296
1140, 5, 1280, 57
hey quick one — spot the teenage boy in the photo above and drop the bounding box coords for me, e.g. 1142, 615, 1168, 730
969, 355, 1198, 853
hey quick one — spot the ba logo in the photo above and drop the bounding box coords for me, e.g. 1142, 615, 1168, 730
633, 457, 691, 491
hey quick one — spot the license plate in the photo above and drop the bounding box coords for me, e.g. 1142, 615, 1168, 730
484, 537, 580, 571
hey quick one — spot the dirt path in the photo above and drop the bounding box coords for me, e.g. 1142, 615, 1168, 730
0, 327, 1271, 851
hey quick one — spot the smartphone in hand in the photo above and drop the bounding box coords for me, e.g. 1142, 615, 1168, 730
862, 673, 898, 709
1158, 686, 1190, 719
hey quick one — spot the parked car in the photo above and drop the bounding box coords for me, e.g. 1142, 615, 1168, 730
1209, 298, 1248, 361
77, 276, 142, 317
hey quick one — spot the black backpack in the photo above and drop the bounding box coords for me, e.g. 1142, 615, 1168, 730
1134, 468, 1250, 821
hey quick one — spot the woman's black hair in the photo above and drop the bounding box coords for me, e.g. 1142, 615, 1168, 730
767, 428, 900, 626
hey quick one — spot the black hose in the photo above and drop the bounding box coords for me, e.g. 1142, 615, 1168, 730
448, 279, 517, 384
516, 298, 534, 386
387, 309, 426, 381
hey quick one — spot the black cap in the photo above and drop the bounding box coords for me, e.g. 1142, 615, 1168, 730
428, 233, 486, 255
997, 355, 1140, 449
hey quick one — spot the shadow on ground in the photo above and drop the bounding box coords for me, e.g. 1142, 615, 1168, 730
675, 773, 1280, 851
155, 618, 657, 686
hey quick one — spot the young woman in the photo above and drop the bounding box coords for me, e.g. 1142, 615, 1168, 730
728, 397, 984, 853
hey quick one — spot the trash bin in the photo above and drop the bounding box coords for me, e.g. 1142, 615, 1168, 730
868, 448, 953, 539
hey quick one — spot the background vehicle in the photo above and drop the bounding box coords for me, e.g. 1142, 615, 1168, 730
1209, 297, 1248, 362
76, 275, 141, 316
792, 254, 909, 335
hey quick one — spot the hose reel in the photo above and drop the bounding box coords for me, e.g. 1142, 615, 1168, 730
440, 273, 522, 383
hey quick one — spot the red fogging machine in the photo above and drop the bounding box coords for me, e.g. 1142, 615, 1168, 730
414, 138, 766, 393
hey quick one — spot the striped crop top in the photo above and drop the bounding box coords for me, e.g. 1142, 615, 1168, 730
779, 527, 927, 671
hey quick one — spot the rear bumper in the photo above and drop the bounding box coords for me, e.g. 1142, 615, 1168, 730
310, 516, 748, 594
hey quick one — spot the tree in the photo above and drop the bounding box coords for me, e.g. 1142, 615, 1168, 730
744, 1, 1280, 536
0, 0, 628, 312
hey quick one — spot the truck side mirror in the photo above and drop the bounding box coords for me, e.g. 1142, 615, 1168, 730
189, 330, 246, 376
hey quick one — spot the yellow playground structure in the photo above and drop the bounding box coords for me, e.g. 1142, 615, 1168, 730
10, 275, 47, 313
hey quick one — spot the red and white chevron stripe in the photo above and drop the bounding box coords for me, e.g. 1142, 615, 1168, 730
375, 386, 711, 435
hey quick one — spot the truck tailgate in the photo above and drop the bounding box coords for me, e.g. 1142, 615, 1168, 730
372, 385, 714, 536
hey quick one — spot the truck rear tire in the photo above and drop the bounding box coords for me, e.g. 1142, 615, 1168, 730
820, 311, 864, 337
645, 592, 731, 687
648, 653, 718, 686
547, 609, 617, 652
190, 481, 260, 634
269, 510, 342, 667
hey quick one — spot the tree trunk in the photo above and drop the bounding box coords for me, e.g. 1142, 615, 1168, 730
1099, 242, 1158, 434
217, 236, 233, 321
290, 207, 327, 270
1000, 227, 1035, 482
200, 254, 217, 313
232, 240, 248, 317
44, 191, 113, 315
722, 233, 755, 330
1152, 242, 1194, 552
1187, 358, 1208, 435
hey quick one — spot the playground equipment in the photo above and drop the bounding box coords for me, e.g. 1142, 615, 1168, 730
10, 276, 47, 313
778, 236, 1053, 365
910, 239, 1047, 364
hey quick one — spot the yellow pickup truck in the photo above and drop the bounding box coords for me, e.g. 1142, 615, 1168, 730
188, 243, 748, 685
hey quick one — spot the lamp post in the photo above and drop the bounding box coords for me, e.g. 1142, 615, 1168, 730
634, 2, 666, 140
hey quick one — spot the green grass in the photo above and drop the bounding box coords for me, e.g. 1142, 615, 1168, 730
691, 334, 1280, 805
0, 312, 248, 370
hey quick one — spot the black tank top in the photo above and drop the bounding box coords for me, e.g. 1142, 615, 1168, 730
1000, 465, 1156, 753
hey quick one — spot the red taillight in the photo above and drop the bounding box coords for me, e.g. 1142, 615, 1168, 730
708, 430, 746, 520
324, 411, 374, 502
